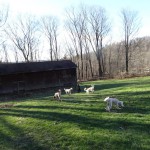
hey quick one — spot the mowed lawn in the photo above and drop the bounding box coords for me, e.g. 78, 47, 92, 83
0, 76, 150, 150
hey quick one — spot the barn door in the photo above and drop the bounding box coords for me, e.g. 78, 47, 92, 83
13, 81, 25, 94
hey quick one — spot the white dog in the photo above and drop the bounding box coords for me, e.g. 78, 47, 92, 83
54, 89, 61, 101
104, 97, 124, 112
84, 85, 94, 94
64, 88, 73, 95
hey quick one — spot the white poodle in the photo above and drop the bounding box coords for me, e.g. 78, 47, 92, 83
104, 97, 124, 112
84, 85, 94, 94
54, 89, 61, 101
64, 88, 73, 95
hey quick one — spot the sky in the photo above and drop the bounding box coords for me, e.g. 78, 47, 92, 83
0, 0, 150, 61
0, 0, 150, 40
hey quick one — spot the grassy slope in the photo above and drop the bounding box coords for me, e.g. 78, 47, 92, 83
0, 76, 150, 150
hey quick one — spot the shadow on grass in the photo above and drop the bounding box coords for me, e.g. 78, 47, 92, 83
1, 97, 150, 150
0, 117, 53, 150
114, 90, 150, 97
121, 106, 150, 114
14, 101, 150, 114
61, 98, 101, 104
14, 105, 104, 113
83, 82, 135, 91
1, 108, 150, 134
110, 91, 150, 110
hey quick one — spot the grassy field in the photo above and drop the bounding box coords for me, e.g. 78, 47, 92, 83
0, 76, 150, 150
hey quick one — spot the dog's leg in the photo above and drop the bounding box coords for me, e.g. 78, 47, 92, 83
105, 106, 110, 112
108, 106, 111, 112
109, 101, 112, 110
116, 102, 120, 109
105, 106, 109, 111
106, 101, 111, 112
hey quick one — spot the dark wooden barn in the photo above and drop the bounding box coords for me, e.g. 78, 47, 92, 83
0, 60, 77, 94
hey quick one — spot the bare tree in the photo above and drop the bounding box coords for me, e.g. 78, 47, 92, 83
1, 42, 9, 62
13, 46, 19, 63
41, 16, 59, 61
83, 36, 94, 79
4, 15, 40, 62
120, 8, 140, 73
64, 15, 81, 78
87, 6, 111, 77
64, 40, 76, 61
0, 4, 8, 28
65, 6, 87, 80
0, 4, 9, 62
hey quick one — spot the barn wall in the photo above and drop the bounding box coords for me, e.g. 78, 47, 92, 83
0, 68, 77, 94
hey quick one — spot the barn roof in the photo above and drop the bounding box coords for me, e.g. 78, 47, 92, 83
0, 60, 77, 75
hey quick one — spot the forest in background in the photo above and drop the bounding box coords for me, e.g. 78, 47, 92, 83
0, 4, 150, 80
70, 36, 150, 80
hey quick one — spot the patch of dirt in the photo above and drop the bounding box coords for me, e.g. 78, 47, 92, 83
0, 104, 14, 108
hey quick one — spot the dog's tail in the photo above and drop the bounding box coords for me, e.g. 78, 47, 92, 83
104, 97, 109, 101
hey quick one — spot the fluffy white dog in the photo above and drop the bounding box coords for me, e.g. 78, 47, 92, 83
54, 89, 61, 101
84, 85, 94, 94
64, 88, 73, 95
104, 97, 124, 112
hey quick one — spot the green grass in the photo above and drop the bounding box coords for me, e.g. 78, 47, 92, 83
0, 76, 150, 150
